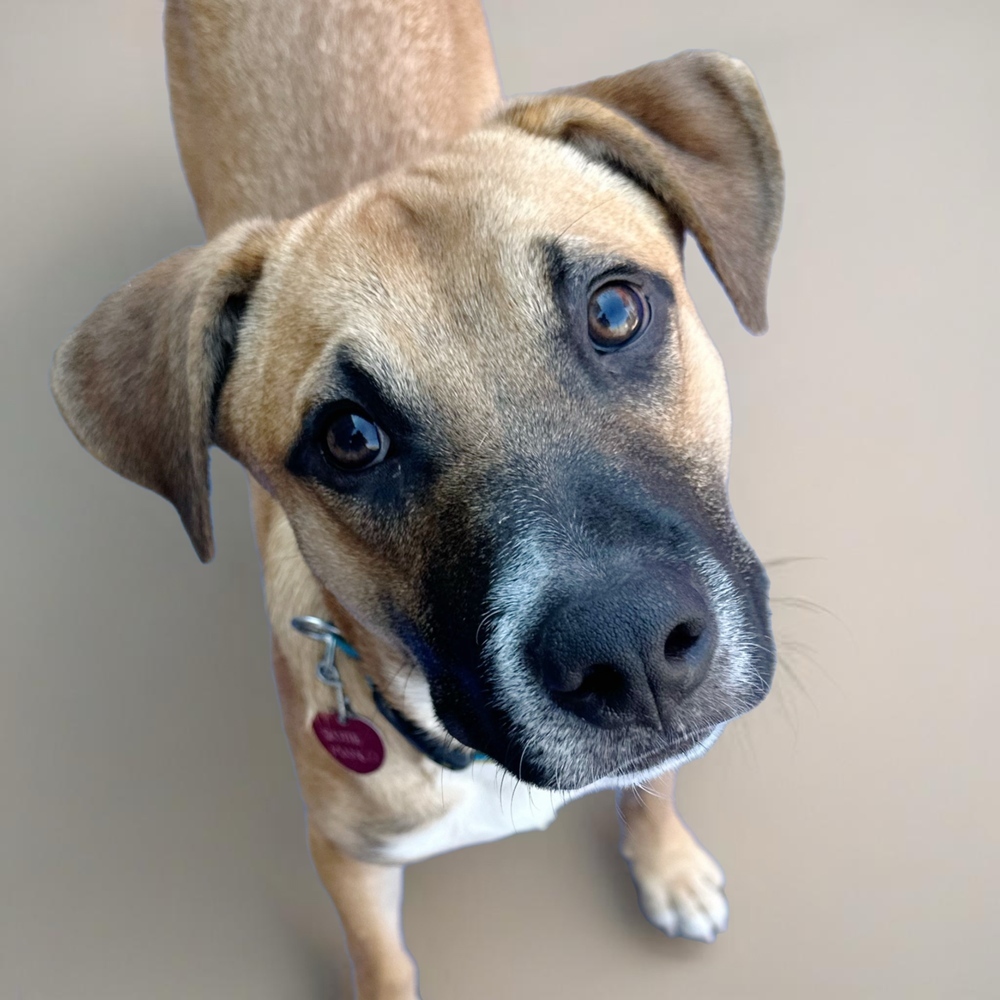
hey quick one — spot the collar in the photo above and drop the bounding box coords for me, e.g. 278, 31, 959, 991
369, 683, 489, 772
291, 614, 488, 772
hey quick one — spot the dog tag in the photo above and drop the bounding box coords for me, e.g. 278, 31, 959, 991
312, 712, 385, 773
292, 615, 386, 774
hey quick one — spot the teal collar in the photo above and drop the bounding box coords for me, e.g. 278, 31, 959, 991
291, 615, 489, 772
368, 684, 490, 771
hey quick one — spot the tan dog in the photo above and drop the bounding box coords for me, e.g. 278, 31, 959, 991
51, 1, 783, 996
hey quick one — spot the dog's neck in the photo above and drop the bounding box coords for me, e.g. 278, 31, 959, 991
317, 586, 473, 755
317, 588, 396, 699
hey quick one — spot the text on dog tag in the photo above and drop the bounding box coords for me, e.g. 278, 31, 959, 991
312, 713, 385, 773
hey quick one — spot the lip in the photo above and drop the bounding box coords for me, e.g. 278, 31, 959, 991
611, 723, 725, 777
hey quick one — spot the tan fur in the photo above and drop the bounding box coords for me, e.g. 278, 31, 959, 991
51, 3, 783, 996
166, 0, 502, 235
51, 220, 277, 561
504, 52, 783, 333
619, 770, 729, 940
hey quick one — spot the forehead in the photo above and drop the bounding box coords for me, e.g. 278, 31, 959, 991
292, 125, 679, 286
244, 127, 691, 453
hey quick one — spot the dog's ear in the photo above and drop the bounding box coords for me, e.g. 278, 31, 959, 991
51, 220, 277, 562
500, 51, 784, 333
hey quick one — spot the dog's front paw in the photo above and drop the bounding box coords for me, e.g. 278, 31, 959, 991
627, 837, 728, 943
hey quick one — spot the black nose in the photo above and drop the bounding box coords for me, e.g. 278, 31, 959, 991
529, 569, 716, 729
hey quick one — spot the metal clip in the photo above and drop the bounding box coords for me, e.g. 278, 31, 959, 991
291, 616, 359, 724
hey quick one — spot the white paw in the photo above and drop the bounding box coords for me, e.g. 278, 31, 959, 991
630, 844, 728, 943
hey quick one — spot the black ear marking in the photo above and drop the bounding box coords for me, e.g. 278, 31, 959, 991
207, 291, 249, 434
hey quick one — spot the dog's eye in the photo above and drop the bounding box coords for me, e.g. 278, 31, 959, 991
588, 282, 648, 350
322, 409, 388, 471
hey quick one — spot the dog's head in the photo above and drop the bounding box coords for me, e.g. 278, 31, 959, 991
52, 53, 782, 790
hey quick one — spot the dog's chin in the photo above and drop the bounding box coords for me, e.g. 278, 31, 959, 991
572, 722, 728, 793
492, 722, 728, 792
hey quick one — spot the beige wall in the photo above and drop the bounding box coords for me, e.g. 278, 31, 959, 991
3, 1, 997, 997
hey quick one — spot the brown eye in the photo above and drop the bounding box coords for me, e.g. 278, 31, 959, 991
587, 282, 647, 350
323, 410, 387, 470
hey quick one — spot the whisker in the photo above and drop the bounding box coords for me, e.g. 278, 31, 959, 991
764, 556, 824, 570
551, 194, 619, 241
772, 595, 841, 622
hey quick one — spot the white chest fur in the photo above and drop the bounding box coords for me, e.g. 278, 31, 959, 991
371, 760, 583, 866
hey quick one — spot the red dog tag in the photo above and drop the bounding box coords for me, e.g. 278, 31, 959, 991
313, 713, 385, 773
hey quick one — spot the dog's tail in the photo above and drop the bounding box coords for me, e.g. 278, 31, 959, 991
164, 0, 501, 237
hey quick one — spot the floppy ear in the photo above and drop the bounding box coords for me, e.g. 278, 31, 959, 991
51, 220, 277, 562
500, 50, 784, 333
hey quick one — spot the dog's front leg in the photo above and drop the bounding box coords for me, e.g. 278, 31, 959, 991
617, 770, 729, 943
308, 825, 418, 1000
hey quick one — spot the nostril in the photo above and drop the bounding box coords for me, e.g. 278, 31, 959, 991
574, 663, 626, 701
664, 620, 703, 661
552, 662, 627, 705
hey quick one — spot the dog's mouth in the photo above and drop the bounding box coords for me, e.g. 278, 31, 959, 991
553, 721, 720, 785
380, 611, 772, 790
631, 723, 724, 765
422, 639, 772, 791
404, 544, 776, 790
449, 551, 773, 788
442, 721, 719, 792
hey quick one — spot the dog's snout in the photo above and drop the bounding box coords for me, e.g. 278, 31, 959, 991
529, 569, 716, 730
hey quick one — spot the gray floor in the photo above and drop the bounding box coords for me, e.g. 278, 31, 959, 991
3, 1, 997, 997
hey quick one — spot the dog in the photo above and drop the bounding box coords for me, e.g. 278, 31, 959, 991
50, 1, 783, 996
